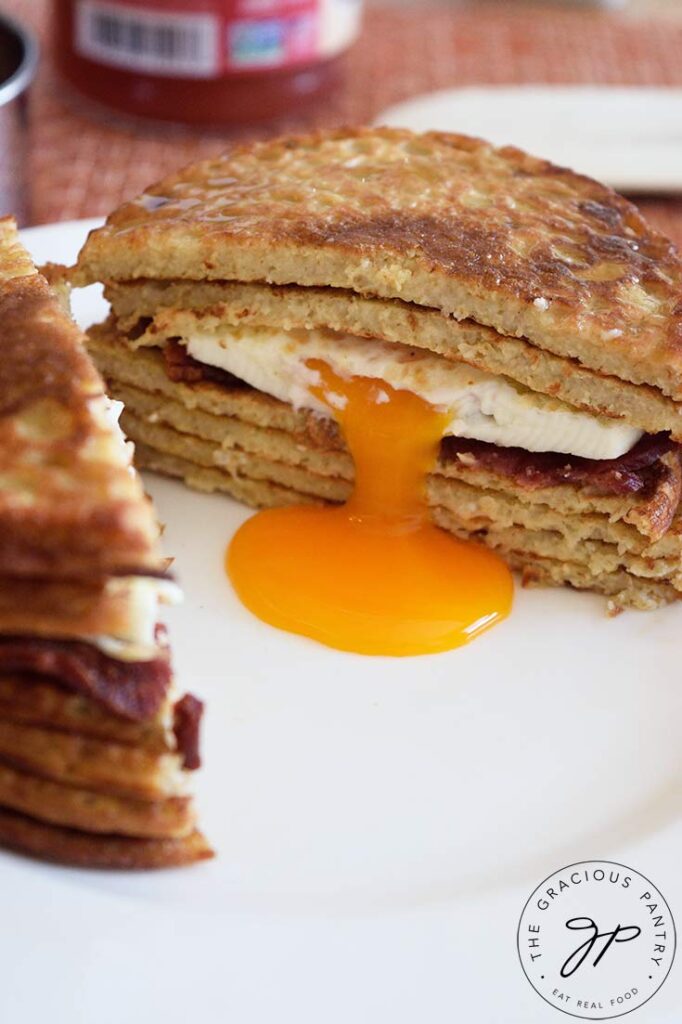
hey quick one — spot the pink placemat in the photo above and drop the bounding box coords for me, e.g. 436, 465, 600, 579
4, 0, 682, 243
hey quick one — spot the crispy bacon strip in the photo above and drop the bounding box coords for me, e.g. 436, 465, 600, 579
0, 635, 171, 721
162, 338, 240, 387
440, 433, 678, 496
173, 694, 204, 770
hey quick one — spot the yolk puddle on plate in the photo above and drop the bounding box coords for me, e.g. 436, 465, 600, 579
227, 360, 513, 655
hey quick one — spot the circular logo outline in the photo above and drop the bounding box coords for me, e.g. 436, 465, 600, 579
517, 859, 677, 1021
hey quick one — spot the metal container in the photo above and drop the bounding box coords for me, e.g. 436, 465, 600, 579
0, 13, 38, 225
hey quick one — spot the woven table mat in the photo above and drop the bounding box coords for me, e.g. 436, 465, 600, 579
4, 0, 682, 244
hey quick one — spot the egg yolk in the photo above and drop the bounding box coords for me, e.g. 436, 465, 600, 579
227, 360, 513, 655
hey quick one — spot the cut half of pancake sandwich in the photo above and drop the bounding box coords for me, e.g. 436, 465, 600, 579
72, 127, 682, 613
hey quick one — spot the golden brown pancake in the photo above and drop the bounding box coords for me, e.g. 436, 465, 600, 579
0, 807, 211, 869
74, 127, 682, 401
0, 576, 168, 652
0, 718, 185, 801
0, 222, 161, 580
0, 762, 194, 838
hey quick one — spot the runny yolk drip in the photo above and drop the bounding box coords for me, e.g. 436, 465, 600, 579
227, 361, 513, 656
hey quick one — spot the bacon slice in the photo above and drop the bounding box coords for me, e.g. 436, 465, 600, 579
440, 433, 678, 496
0, 635, 171, 721
173, 694, 204, 770
0, 807, 213, 869
162, 338, 240, 387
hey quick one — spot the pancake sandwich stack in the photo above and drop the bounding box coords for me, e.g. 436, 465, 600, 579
0, 219, 210, 868
74, 127, 682, 612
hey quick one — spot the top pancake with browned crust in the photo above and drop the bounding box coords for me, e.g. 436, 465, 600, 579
73, 127, 682, 401
0, 218, 162, 578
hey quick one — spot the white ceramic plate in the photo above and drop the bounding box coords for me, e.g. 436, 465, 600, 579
0, 219, 679, 1024
378, 87, 682, 194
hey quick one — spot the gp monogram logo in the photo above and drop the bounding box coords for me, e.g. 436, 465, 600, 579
517, 861, 676, 1020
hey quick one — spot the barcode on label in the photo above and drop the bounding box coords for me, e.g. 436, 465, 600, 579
75, 1, 220, 78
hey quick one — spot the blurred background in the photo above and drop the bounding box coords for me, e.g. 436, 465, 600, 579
0, 0, 681, 243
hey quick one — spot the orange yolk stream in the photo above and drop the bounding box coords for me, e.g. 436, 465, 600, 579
227, 360, 513, 655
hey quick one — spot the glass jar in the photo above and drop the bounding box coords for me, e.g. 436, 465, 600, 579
0, 12, 38, 224
54, 0, 362, 127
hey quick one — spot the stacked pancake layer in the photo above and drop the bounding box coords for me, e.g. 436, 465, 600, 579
73, 128, 682, 613
0, 219, 210, 868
